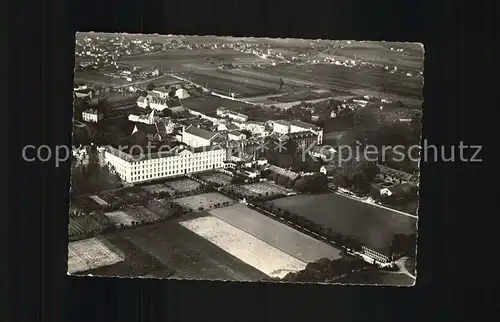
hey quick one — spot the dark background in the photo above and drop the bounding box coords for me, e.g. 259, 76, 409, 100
6, 0, 491, 321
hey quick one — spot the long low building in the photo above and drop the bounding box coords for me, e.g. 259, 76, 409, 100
104, 144, 227, 183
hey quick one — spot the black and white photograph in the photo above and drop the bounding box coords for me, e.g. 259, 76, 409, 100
68, 33, 423, 286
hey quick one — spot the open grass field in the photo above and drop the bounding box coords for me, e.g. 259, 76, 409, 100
230, 182, 294, 199
67, 237, 125, 274
179, 69, 284, 97
74, 71, 128, 86
109, 217, 268, 281
181, 95, 254, 114
180, 215, 307, 278
120, 49, 268, 73
269, 193, 417, 256
199, 172, 234, 186
226, 65, 422, 107
164, 178, 202, 193
337, 269, 415, 286
173, 192, 233, 211
208, 204, 343, 263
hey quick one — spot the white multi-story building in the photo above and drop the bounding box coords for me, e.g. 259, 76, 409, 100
82, 108, 104, 123
271, 120, 291, 135
290, 120, 323, 144
182, 125, 221, 148
128, 110, 157, 125
104, 145, 227, 183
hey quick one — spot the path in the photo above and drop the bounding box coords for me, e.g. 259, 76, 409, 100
330, 188, 418, 219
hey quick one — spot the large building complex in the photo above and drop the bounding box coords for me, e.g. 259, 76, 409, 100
104, 144, 226, 183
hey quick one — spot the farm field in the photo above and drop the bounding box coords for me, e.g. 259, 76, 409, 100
105, 210, 135, 226
123, 205, 161, 223
67, 237, 125, 274
143, 198, 181, 219
225, 66, 422, 107
68, 215, 109, 239
230, 182, 295, 199
208, 204, 343, 263
71, 196, 102, 213
179, 69, 285, 97
141, 184, 175, 195
76, 234, 174, 278
111, 188, 145, 204
165, 178, 201, 193
88, 195, 109, 206
199, 172, 233, 186
113, 217, 269, 281
269, 193, 417, 256
180, 215, 307, 278
173, 192, 233, 211
97, 192, 122, 205
338, 269, 415, 286
180, 95, 254, 115
120, 49, 268, 72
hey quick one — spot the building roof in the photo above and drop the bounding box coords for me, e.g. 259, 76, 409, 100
105, 144, 224, 162
228, 130, 244, 137
225, 123, 239, 131
133, 123, 158, 134
267, 165, 300, 181
273, 120, 291, 127
137, 96, 147, 103
290, 120, 322, 131
287, 131, 318, 139
83, 108, 102, 114
184, 125, 219, 141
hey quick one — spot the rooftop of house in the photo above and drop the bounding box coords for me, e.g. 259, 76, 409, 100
228, 130, 244, 137
105, 144, 224, 162
83, 108, 102, 114
133, 123, 158, 134
184, 125, 219, 141
290, 120, 322, 131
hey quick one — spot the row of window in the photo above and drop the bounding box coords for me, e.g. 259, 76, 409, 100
131, 159, 220, 175
129, 163, 222, 182
131, 152, 224, 165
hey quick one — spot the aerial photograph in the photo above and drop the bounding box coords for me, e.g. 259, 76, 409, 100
69, 32, 423, 286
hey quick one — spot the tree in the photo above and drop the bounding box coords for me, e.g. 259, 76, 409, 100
293, 173, 328, 193
146, 83, 155, 91
240, 129, 252, 138
140, 90, 148, 97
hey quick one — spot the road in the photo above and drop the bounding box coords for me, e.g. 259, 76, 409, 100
111, 74, 175, 89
